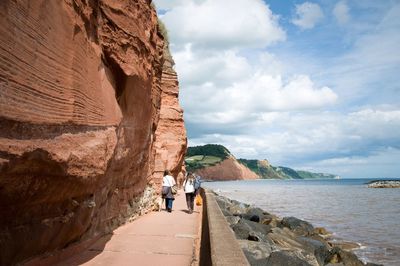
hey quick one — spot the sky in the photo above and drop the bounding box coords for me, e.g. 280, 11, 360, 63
154, 0, 400, 178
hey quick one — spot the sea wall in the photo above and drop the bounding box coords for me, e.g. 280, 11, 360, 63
0, 1, 186, 264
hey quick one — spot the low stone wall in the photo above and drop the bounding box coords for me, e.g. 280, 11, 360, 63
200, 189, 249, 266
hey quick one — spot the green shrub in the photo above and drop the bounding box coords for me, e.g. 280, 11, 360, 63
186, 144, 230, 159
157, 19, 169, 42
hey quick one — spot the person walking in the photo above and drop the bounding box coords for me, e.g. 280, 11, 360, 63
162, 170, 176, 212
194, 174, 201, 195
183, 173, 196, 214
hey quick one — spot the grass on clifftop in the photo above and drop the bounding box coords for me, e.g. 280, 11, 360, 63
186, 144, 230, 159
185, 144, 231, 172
185, 155, 223, 171
157, 19, 169, 42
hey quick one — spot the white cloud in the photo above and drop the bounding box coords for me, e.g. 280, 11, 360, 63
292, 2, 324, 29
173, 45, 252, 86
182, 73, 337, 126
333, 1, 350, 25
159, 0, 286, 49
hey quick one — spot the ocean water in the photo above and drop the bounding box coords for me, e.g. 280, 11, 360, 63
203, 178, 400, 266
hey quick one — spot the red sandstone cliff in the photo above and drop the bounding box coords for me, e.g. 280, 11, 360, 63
153, 45, 187, 187
195, 156, 259, 181
0, 1, 186, 264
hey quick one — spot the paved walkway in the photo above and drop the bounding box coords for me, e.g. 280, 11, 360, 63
57, 190, 201, 266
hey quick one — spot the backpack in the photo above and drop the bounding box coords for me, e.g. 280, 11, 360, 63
194, 176, 201, 190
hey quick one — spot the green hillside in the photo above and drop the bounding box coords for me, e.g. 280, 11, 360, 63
185, 144, 231, 172
238, 159, 336, 180
186, 144, 230, 159
238, 159, 283, 179
296, 170, 337, 179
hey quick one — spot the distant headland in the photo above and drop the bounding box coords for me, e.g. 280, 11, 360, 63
185, 144, 338, 181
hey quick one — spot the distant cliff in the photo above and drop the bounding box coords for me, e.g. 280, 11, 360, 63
186, 145, 336, 180
0, 1, 186, 264
186, 145, 258, 180
238, 159, 337, 180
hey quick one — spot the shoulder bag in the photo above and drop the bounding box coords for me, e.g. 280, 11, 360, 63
167, 176, 178, 195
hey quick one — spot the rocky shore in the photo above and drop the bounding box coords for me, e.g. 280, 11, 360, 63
215, 193, 382, 266
367, 180, 400, 188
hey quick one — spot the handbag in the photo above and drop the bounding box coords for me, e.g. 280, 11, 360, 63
171, 185, 178, 195
195, 194, 202, 206
166, 176, 178, 195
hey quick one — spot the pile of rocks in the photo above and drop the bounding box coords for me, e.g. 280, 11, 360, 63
367, 180, 400, 188
215, 194, 381, 266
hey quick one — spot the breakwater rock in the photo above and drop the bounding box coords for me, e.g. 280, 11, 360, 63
367, 180, 400, 188
215, 194, 382, 266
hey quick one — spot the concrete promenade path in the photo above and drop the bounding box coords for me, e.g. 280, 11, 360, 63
57, 190, 201, 266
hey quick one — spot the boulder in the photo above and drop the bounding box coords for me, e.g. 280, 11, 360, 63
297, 236, 330, 265
221, 208, 233, 217
281, 217, 314, 236
242, 219, 272, 235
268, 227, 305, 250
327, 247, 365, 266
225, 215, 241, 226
228, 202, 249, 216
261, 215, 281, 228
265, 251, 313, 266
232, 219, 271, 243
238, 240, 273, 266
242, 207, 271, 222
248, 231, 268, 242
314, 227, 331, 236
232, 219, 253, 240
216, 196, 233, 212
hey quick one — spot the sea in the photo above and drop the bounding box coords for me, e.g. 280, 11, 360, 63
203, 178, 400, 266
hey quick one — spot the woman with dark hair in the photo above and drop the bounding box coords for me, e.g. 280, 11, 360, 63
161, 170, 176, 212
183, 173, 196, 213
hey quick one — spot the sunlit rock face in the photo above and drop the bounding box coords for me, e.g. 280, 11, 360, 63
153, 44, 188, 188
0, 0, 186, 264
195, 156, 259, 181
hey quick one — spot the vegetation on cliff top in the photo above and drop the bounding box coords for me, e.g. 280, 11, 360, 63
186, 144, 230, 159
185, 144, 231, 171
238, 159, 336, 179
157, 19, 169, 42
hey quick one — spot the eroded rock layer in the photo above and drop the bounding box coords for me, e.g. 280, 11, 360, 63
195, 157, 259, 181
153, 45, 187, 187
0, 1, 186, 264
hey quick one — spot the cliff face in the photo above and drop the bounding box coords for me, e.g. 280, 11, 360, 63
0, 1, 186, 264
195, 156, 259, 181
153, 45, 187, 187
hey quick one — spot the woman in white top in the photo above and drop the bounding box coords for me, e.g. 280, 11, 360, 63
183, 173, 196, 213
162, 170, 176, 212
